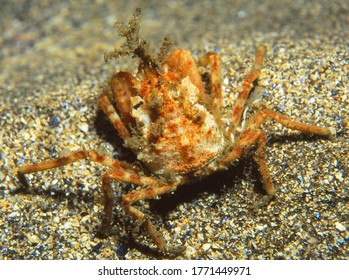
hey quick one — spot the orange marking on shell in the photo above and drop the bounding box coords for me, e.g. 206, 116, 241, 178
149, 118, 219, 174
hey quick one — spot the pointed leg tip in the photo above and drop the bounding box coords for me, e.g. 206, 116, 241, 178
17, 172, 30, 188
328, 127, 336, 136
252, 194, 275, 210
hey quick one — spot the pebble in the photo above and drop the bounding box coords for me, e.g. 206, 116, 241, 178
116, 244, 128, 258
185, 245, 197, 259
9, 212, 19, 218
174, 226, 181, 235
49, 116, 60, 127
307, 237, 318, 245
78, 123, 89, 133
334, 173, 343, 182
335, 222, 346, 232
12, 203, 20, 211
202, 243, 211, 252
256, 225, 268, 231
61, 222, 72, 230
211, 243, 223, 250
26, 233, 41, 244
197, 233, 204, 242
80, 214, 90, 224
93, 205, 99, 213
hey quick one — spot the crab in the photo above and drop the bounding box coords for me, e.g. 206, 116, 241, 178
15, 10, 334, 254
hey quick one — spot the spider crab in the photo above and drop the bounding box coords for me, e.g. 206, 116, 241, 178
16, 10, 334, 254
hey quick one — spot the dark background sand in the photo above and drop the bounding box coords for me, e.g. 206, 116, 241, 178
1, 0, 348, 259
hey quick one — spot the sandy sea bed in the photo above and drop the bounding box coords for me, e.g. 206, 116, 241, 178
0, 0, 348, 259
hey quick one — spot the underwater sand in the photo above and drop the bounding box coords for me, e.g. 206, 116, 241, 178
1, 0, 348, 259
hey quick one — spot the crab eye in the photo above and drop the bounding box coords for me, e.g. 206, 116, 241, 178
133, 101, 144, 109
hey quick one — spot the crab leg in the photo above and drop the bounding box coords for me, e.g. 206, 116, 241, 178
15, 150, 136, 187
108, 72, 138, 128
164, 49, 205, 95
219, 128, 265, 168
99, 169, 158, 236
221, 109, 333, 167
101, 170, 183, 254
198, 52, 223, 101
244, 109, 334, 136
99, 94, 131, 139
253, 130, 275, 196
15, 150, 182, 253
230, 46, 265, 133
219, 110, 333, 194
217, 129, 275, 196
122, 181, 183, 253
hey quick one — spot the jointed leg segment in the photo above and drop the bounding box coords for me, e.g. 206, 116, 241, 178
253, 130, 275, 196
99, 94, 131, 139
220, 108, 333, 196
230, 46, 266, 133
246, 109, 333, 136
122, 182, 181, 252
16, 149, 181, 253
220, 46, 334, 197
199, 52, 223, 100
100, 167, 184, 253
16, 150, 134, 177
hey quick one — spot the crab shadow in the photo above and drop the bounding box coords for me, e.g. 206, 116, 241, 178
150, 132, 329, 213
149, 160, 260, 214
